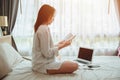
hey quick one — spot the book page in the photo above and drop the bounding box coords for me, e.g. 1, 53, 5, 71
64, 33, 76, 41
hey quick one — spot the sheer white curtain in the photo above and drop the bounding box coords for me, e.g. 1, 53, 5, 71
13, 0, 120, 56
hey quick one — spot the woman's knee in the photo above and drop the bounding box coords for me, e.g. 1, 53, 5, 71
64, 61, 78, 71
72, 62, 78, 71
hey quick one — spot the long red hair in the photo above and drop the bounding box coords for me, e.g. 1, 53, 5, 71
34, 4, 55, 32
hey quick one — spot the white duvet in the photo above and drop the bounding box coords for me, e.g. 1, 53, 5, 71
2, 56, 120, 80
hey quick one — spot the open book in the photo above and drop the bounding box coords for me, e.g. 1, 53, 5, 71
64, 33, 76, 41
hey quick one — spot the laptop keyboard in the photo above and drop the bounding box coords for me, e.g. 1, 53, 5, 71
75, 59, 88, 64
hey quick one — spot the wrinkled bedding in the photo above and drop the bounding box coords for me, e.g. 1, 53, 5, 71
2, 56, 120, 80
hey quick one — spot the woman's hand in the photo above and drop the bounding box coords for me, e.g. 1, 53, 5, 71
55, 40, 65, 47
58, 40, 72, 50
58, 40, 65, 44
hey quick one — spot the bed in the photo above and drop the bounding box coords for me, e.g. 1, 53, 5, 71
0, 36, 120, 80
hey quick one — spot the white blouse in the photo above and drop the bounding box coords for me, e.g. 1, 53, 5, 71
32, 25, 62, 74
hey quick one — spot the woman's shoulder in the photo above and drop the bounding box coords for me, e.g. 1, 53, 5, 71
39, 25, 48, 30
37, 25, 48, 33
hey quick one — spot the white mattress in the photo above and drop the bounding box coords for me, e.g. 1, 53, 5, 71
2, 56, 120, 80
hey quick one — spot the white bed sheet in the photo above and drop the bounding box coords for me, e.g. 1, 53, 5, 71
2, 56, 120, 80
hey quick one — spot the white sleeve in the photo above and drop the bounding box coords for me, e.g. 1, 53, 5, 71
37, 30, 58, 58
50, 33, 59, 57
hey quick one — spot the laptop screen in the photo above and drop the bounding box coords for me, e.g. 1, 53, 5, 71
78, 47, 93, 61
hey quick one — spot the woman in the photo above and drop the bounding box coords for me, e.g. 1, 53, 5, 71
32, 4, 78, 74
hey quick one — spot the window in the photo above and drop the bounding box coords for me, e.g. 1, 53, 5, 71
13, 0, 120, 56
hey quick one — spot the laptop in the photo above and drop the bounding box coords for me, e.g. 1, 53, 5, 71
74, 47, 94, 64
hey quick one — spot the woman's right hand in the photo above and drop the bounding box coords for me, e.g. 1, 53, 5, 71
58, 40, 72, 50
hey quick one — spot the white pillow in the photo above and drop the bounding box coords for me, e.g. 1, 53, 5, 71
0, 43, 23, 67
0, 52, 12, 79
0, 43, 23, 79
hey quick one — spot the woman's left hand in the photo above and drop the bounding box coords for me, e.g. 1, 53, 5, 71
58, 40, 65, 44
57, 40, 72, 50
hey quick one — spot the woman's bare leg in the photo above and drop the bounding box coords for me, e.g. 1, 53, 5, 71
47, 61, 78, 74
